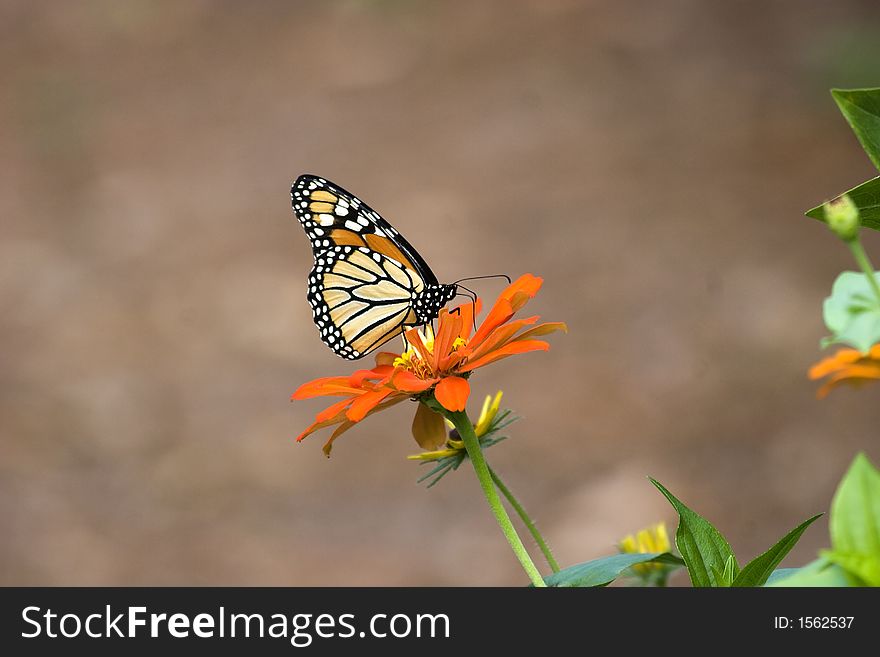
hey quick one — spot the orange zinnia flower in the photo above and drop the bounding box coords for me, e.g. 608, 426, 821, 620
808, 345, 880, 398
292, 273, 566, 455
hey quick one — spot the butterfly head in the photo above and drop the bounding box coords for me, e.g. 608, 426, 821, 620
413, 283, 458, 324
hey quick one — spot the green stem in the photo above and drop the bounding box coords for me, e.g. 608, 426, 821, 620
446, 410, 547, 587
848, 238, 880, 306
488, 466, 560, 573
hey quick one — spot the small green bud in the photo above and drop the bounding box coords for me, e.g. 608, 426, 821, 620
825, 194, 860, 242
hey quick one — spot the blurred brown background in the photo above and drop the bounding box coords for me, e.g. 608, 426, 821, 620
2, 0, 880, 586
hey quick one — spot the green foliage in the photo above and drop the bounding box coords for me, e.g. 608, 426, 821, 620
769, 453, 880, 587
543, 553, 684, 588
732, 515, 823, 587
821, 453, 880, 585
821, 271, 880, 352
806, 88, 880, 232
832, 88, 880, 171
716, 554, 739, 587
650, 479, 819, 587
650, 479, 736, 587
806, 177, 880, 232
767, 558, 862, 587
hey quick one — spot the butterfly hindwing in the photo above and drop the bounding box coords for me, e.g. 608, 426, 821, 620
307, 246, 424, 359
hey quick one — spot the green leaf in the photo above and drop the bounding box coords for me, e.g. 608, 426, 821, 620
832, 88, 880, 171
543, 552, 684, 588
732, 514, 823, 587
820, 550, 880, 585
767, 558, 863, 587
806, 176, 880, 232
715, 554, 738, 587
650, 478, 737, 587
822, 453, 880, 585
821, 271, 880, 352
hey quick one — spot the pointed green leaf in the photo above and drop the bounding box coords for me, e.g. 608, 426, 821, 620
767, 558, 863, 587
806, 176, 880, 233
832, 88, 880, 171
822, 453, 880, 585
717, 554, 738, 587
650, 478, 736, 587
543, 552, 684, 588
829, 453, 880, 554
732, 514, 823, 587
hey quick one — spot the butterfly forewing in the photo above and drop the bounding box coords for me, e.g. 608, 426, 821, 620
291, 175, 438, 285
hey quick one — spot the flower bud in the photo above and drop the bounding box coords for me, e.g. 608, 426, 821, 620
825, 194, 860, 242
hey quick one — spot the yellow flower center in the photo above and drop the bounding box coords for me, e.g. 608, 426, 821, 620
392, 327, 470, 379
393, 327, 436, 379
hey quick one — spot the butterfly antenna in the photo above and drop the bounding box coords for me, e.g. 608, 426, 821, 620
454, 285, 479, 332
453, 273, 512, 285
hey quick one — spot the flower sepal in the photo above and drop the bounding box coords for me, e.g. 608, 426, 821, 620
409, 391, 516, 488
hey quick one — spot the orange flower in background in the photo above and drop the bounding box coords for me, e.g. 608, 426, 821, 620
808, 345, 880, 398
292, 273, 566, 455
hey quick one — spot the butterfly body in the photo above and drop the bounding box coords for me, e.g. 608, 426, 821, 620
291, 175, 457, 359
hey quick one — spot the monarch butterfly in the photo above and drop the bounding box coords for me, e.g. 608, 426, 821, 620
291, 174, 458, 360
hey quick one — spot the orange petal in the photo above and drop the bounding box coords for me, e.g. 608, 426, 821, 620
321, 396, 409, 455
322, 420, 355, 456
464, 316, 539, 363
513, 321, 568, 342
411, 402, 448, 450
349, 365, 394, 387
291, 376, 360, 400
434, 310, 463, 371
296, 397, 353, 442
391, 370, 437, 393
316, 397, 356, 423
831, 363, 880, 380
297, 416, 344, 443
459, 339, 550, 372
500, 273, 543, 312
346, 388, 396, 422
374, 351, 399, 367
454, 299, 482, 340
403, 327, 432, 362
816, 365, 880, 399
434, 376, 470, 412
808, 349, 864, 379
469, 298, 514, 347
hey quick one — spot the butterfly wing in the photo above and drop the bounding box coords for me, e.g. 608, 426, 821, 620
291, 174, 439, 285
291, 175, 433, 359
308, 247, 425, 359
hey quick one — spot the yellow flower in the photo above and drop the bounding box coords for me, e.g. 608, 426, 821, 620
619, 522, 671, 573
474, 391, 503, 437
